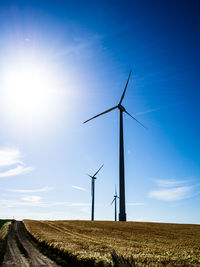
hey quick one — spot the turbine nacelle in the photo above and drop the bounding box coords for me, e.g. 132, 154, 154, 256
88, 164, 104, 221
87, 164, 104, 180
118, 104, 125, 112
88, 174, 96, 179
83, 70, 146, 129
111, 187, 119, 205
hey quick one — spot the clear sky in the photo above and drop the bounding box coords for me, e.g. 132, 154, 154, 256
0, 0, 199, 224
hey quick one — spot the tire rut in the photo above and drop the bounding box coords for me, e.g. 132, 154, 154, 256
2, 221, 29, 267
3, 221, 59, 267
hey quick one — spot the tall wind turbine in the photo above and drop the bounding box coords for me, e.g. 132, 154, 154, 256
88, 164, 104, 221
84, 70, 146, 221
111, 186, 119, 221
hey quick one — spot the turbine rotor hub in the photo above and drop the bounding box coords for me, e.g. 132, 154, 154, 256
118, 104, 125, 112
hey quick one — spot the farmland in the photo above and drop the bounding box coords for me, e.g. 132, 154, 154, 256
23, 220, 200, 266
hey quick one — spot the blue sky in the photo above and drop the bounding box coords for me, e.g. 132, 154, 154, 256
0, 0, 199, 223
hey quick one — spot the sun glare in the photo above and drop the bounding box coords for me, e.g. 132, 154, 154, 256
2, 60, 58, 126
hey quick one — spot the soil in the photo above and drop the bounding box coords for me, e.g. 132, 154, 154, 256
2, 221, 59, 267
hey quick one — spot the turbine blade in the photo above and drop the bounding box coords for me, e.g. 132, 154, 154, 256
124, 110, 147, 129
119, 70, 132, 105
83, 106, 118, 124
111, 198, 115, 205
93, 164, 104, 177
115, 184, 117, 195
87, 174, 93, 179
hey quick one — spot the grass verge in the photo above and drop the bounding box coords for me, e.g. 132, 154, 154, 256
0, 236, 7, 266
0, 220, 11, 266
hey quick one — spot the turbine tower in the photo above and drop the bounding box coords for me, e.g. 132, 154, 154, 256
84, 70, 146, 221
111, 186, 119, 221
88, 164, 104, 221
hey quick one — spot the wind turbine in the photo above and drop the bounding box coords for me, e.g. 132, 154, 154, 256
111, 186, 119, 221
84, 70, 146, 221
88, 164, 104, 221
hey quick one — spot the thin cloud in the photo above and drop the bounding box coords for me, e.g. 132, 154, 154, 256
0, 199, 41, 208
0, 165, 33, 178
0, 148, 22, 167
0, 148, 33, 178
65, 202, 91, 207
0, 199, 91, 208
56, 34, 102, 58
154, 179, 187, 188
148, 186, 193, 201
8, 186, 53, 193
135, 102, 183, 117
21, 195, 42, 202
80, 207, 90, 214
135, 108, 160, 116
127, 202, 145, 206
72, 185, 87, 191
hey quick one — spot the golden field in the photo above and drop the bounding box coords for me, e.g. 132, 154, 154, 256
23, 220, 200, 266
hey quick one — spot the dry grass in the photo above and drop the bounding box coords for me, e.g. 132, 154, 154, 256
0, 220, 11, 265
23, 220, 200, 266
0, 221, 11, 240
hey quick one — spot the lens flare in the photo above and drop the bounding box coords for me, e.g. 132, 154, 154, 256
1, 60, 58, 127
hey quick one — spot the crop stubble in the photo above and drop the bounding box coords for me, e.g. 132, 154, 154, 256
23, 220, 200, 265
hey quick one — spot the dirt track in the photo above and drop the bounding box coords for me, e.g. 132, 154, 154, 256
3, 221, 59, 267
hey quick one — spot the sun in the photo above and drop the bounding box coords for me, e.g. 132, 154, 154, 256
2, 60, 58, 125
4, 66, 50, 113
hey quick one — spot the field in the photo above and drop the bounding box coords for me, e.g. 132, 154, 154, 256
23, 220, 200, 266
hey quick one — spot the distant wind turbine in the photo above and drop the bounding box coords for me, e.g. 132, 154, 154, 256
88, 164, 104, 221
84, 70, 146, 221
111, 186, 119, 221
